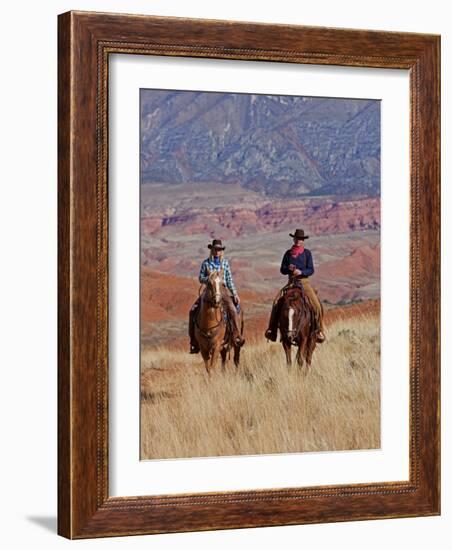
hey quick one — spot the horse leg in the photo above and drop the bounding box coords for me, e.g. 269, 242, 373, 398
297, 331, 309, 368
220, 345, 228, 370
198, 341, 211, 375
305, 338, 316, 368
282, 339, 292, 367
240, 308, 245, 345
210, 342, 222, 372
296, 343, 304, 368
233, 309, 244, 367
202, 355, 211, 376
233, 343, 241, 368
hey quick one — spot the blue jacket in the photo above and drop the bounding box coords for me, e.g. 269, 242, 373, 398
280, 248, 314, 278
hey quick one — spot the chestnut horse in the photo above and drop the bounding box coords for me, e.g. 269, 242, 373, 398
278, 283, 320, 368
194, 267, 244, 374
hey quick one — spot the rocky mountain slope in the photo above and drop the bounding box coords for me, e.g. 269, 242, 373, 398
141, 91, 380, 197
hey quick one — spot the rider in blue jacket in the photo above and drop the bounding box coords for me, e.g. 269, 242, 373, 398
265, 228, 325, 343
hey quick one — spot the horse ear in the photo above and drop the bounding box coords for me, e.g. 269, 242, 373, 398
206, 266, 211, 275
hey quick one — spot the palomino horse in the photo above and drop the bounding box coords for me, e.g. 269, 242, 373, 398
194, 267, 244, 374
278, 283, 320, 368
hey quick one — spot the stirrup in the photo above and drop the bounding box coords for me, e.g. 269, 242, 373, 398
234, 336, 245, 347
265, 329, 277, 342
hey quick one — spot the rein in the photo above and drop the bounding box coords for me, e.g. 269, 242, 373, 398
194, 311, 223, 338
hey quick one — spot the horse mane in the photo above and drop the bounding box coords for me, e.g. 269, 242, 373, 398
284, 285, 305, 305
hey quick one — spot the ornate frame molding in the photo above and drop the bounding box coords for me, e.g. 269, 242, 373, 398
58, 11, 440, 538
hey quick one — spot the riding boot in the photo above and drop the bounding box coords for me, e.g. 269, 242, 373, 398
188, 299, 200, 353
221, 289, 244, 346
265, 297, 282, 342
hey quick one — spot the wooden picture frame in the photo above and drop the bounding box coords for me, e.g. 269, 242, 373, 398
58, 10, 440, 539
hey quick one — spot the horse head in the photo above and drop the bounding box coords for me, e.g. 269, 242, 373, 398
281, 287, 305, 344
205, 267, 223, 308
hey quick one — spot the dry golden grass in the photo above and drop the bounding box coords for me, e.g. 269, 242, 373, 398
140, 313, 380, 459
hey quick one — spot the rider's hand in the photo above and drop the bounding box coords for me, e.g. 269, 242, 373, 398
234, 294, 240, 304
288, 264, 296, 271
293, 269, 302, 276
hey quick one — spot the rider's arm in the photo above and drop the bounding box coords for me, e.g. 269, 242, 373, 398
224, 260, 237, 296
280, 251, 292, 275
198, 260, 209, 284
302, 250, 314, 277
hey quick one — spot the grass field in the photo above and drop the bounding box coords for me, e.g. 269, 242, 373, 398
140, 311, 380, 459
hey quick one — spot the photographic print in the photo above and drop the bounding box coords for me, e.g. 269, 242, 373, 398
140, 89, 381, 460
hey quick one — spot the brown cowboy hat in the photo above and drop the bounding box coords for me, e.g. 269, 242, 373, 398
207, 238, 226, 250
289, 228, 309, 240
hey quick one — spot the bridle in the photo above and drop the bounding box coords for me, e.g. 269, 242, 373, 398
205, 271, 223, 307
195, 271, 225, 337
283, 286, 306, 341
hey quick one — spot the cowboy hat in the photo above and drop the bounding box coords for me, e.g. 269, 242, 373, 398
207, 239, 226, 250
289, 228, 309, 239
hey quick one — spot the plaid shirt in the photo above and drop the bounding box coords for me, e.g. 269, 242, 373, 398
199, 257, 237, 296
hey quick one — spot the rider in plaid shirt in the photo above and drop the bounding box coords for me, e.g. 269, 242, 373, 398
198, 257, 237, 296
189, 239, 244, 354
